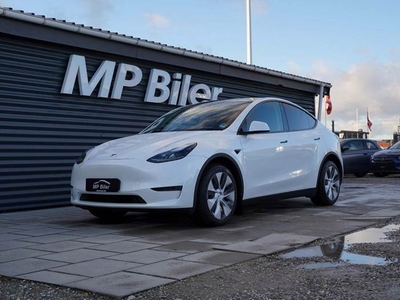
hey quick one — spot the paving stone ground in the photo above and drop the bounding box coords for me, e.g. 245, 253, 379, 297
1, 174, 399, 298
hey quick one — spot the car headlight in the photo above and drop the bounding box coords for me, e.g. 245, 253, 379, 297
75, 150, 88, 164
75, 147, 94, 164
147, 143, 197, 163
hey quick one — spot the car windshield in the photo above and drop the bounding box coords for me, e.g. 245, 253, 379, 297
390, 141, 400, 149
141, 100, 252, 133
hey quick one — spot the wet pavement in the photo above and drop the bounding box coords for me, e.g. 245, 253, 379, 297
281, 223, 400, 268
1, 176, 400, 298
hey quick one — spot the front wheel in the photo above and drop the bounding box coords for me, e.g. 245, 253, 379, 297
195, 164, 237, 227
311, 161, 341, 206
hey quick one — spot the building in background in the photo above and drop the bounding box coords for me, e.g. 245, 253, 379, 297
0, 7, 331, 211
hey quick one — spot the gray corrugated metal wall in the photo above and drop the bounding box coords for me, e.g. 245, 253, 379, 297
0, 36, 316, 212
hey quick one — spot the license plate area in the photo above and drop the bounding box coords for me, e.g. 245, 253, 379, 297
86, 178, 120, 192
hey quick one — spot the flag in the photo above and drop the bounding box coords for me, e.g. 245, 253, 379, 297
367, 110, 372, 131
325, 95, 332, 115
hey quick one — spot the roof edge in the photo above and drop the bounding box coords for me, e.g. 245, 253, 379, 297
0, 7, 332, 88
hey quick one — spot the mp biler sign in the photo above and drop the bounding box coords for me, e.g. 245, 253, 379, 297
61, 54, 224, 106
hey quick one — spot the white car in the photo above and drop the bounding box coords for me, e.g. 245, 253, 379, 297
71, 97, 343, 226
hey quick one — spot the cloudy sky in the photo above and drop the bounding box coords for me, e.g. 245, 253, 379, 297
2, 0, 400, 140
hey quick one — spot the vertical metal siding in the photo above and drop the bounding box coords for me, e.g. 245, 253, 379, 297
0, 37, 315, 212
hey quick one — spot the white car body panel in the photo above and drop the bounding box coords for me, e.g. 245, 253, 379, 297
239, 131, 293, 199
286, 125, 322, 190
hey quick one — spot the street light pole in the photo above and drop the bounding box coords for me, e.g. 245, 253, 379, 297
246, 0, 252, 65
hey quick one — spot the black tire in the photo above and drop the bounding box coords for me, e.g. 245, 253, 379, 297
373, 172, 389, 177
311, 160, 341, 206
195, 164, 237, 227
89, 208, 127, 221
353, 172, 367, 177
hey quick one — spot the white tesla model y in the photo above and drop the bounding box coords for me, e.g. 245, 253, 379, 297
71, 97, 343, 226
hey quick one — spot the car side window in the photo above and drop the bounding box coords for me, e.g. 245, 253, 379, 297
365, 141, 379, 150
346, 140, 364, 150
283, 103, 316, 131
242, 102, 284, 133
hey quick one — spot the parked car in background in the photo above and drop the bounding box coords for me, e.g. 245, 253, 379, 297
371, 140, 400, 177
340, 138, 381, 177
71, 97, 343, 226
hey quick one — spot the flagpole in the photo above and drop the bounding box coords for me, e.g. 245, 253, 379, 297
356, 108, 359, 131
367, 108, 371, 138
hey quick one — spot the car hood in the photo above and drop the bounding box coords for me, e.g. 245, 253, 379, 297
86, 131, 214, 160
372, 149, 400, 158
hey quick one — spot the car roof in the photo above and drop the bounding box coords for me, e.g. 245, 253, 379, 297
215, 97, 308, 109
339, 138, 377, 144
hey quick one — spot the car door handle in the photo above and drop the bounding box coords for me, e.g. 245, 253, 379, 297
314, 137, 321, 141
280, 140, 288, 144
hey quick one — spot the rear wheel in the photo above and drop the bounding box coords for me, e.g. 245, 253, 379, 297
195, 164, 237, 227
373, 172, 389, 177
311, 160, 341, 206
89, 208, 127, 221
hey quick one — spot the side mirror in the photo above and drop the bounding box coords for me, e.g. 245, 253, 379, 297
243, 121, 271, 135
238, 121, 271, 135
249, 121, 270, 132
341, 145, 350, 152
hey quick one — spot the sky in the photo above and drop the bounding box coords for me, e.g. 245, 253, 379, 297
2, 0, 400, 140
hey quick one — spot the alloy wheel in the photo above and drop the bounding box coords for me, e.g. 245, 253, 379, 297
207, 171, 236, 220
324, 164, 340, 201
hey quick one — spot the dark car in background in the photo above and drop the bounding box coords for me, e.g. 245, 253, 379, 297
340, 138, 381, 177
371, 140, 400, 177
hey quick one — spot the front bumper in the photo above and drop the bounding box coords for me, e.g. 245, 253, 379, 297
70, 156, 205, 210
371, 158, 400, 173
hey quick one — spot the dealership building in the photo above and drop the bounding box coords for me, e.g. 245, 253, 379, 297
0, 7, 332, 212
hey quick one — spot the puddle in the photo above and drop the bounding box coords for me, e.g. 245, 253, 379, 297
281, 223, 400, 268
345, 224, 400, 244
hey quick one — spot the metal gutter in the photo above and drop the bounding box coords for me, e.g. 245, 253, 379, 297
0, 7, 332, 88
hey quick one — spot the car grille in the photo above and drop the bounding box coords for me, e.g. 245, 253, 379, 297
80, 194, 146, 204
374, 157, 394, 162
